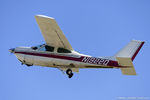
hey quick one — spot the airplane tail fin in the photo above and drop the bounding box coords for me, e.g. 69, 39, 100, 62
115, 40, 144, 75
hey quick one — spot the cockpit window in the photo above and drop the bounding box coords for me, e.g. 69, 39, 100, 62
32, 44, 54, 52
45, 45, 54, 52
31, 47, 38, 50
31, 44, 43, 50
57, 48, 71, 53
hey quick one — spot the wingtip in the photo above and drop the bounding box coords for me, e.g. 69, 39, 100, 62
35, 15, 54, 19
132, 40, 145, 44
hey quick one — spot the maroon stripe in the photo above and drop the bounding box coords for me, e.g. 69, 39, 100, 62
15, 51, 124, 67
131, 42, 145, 61
15, 51, 84, 62
107, 60, 119, 66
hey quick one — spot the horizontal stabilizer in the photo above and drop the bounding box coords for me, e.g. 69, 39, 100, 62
116, 57, 136, 75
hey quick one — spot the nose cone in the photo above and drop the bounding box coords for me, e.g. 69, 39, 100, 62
9, 48, 15, 53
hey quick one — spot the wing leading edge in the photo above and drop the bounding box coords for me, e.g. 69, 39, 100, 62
35, 15, 73, 50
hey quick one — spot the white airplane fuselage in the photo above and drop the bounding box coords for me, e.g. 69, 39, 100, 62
11, 47, 120, 69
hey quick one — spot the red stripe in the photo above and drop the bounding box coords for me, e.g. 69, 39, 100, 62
15, 51, 123, 67
15, 51, 83, 62
131, 41, 145, 61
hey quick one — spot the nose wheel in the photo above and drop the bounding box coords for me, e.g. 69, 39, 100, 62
66, 69, 73, 78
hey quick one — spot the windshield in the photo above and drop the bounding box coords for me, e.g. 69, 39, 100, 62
31, 44, 44, 50
39, 45, 54, 52
31, 44, 54, 52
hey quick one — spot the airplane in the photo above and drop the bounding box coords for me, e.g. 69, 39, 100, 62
9, 15, 145, 78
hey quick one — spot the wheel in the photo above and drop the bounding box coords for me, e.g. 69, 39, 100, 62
68, 73, 73, 78
66, 69, 73, 78
26, 64, 33, 67
66, 69, 72, 75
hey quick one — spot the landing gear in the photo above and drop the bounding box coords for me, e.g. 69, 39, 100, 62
66, 69, 73, 78
25, 64, 33, 67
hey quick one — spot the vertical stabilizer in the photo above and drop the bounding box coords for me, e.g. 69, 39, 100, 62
115, 40, 144, 61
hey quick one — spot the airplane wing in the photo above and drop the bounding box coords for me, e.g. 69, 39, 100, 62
35, 15, 73, 50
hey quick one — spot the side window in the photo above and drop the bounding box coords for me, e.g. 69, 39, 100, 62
31, 47, 38, 50
57, 48, 71, 53
45, 45, 54, 52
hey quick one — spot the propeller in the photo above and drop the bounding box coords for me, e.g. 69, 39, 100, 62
9, 48, 15, 53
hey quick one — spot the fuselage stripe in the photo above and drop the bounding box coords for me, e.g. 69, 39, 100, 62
15, 51, 121, 67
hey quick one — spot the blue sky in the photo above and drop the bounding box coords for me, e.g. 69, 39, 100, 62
1, 0, 150, 100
